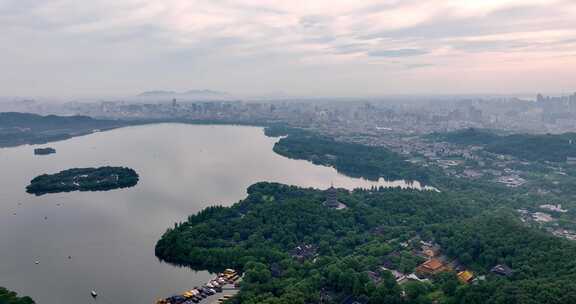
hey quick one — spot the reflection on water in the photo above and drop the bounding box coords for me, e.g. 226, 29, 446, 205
0, 124, 429, 304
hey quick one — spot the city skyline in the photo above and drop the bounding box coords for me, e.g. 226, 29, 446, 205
1, 0, 575, 97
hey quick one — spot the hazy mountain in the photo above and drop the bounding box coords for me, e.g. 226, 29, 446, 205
137, 89, 232, 100
137, 90, 178, 97
182, 89, 229, 97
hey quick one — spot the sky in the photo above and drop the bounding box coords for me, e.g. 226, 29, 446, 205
1, 0, 575, 97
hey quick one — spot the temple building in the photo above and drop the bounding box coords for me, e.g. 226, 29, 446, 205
416, 258, 449, 277
457, 270, 474, 284
490, 264, 513, 277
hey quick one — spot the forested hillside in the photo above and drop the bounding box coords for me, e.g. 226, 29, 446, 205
433, 128, 576, 162
156, 182, 576, 304
266, 125, 431, 183
0, 112, 128, 147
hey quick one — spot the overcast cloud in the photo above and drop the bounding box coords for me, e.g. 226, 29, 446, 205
1, 0, 575, 97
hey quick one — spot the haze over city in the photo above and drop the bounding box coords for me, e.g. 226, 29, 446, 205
1, 0, 576, 97
3, 1, 576, 304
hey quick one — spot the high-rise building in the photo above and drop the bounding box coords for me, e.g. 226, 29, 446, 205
467, 106, 483, 122
537, 93, 545, 103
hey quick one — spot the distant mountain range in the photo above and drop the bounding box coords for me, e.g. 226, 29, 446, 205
137, 89, 232, 100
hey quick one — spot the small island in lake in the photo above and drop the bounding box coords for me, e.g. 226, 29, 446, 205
34, 147, 56, 155
26, 166, 139, 196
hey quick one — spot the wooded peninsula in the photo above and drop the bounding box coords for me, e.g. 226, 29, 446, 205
155, 126, 576, 304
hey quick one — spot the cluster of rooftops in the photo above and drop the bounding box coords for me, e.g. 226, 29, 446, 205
414, 241, 513, 284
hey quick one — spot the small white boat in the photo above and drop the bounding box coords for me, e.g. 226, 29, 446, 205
91, 290, 98, 297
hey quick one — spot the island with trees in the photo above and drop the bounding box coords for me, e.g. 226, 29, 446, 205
26, 166, 139, 196
33, 147, 56, 155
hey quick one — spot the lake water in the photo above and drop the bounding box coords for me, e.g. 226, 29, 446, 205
0, 124, 429, 304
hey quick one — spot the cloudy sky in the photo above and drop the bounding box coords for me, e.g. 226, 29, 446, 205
1, 0, 575, 97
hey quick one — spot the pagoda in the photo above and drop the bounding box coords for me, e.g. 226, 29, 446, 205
324, 184, 346, 209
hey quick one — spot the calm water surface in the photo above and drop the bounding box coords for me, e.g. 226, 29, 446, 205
0, 124, 429, 304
